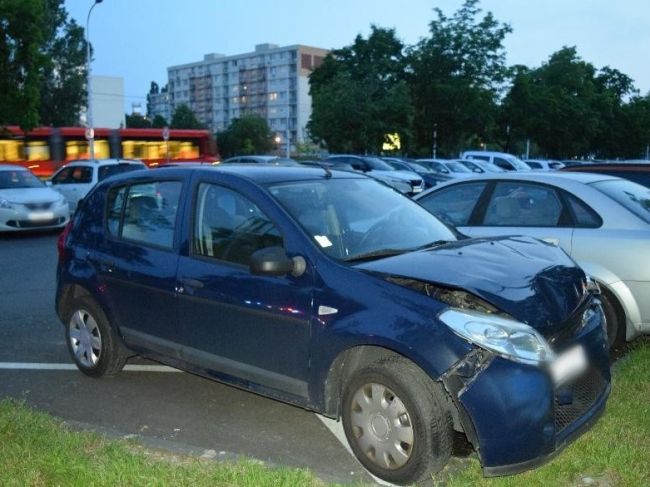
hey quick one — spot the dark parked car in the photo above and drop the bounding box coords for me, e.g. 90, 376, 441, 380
56, 165, 610, 485
324, 155, 424, 195
562, 162, 650, 188
382, 157, 453, 188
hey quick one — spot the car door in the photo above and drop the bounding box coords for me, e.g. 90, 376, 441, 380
458, 181, 574, 253
90, 178, 184, 353
57, 166, 94, 210
174, 178, 313, 400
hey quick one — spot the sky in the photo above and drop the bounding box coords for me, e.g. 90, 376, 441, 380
64, 0, 650, 113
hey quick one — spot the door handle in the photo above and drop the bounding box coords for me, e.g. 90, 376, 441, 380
178, 278, 204, 289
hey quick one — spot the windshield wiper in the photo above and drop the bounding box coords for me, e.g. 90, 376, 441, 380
413, 240, 452, 251
344, 248, 406, 262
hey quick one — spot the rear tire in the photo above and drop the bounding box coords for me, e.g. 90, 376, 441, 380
65, 296, 126, 377
341, 357, 452, 485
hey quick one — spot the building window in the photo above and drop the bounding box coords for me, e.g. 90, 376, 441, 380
268, 92, 278, 101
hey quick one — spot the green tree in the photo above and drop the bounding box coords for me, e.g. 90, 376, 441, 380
38, 0, 87, 126
151, 114, 168, 128
405, 0, 512, 156
216, 114, 273, 158
308, 26, 413, 153
500, 47, 643, 158
0, 0, 45, 131
125, 113, 152, 128
170, 104, 204, 129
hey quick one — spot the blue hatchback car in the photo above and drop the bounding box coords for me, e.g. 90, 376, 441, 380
56, 165, 610, 485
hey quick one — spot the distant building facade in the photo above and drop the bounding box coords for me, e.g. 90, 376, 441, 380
163, 43, 328, 151
146, 82, 172, 123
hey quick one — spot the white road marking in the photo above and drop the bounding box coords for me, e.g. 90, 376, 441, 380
316, 414, 396, 487
0, 362, 181, 372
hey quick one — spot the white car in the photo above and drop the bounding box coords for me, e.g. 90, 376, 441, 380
461, 150, 531, 171
50, 159, 146, 211
0, 165, 70, 232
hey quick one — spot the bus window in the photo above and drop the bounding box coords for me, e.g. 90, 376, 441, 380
0, 140, 24, 162
65, 140, 110, 160
26, 141, 50, 161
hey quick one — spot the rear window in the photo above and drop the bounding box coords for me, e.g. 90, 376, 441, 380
591, 179, 650, 224
99, 163, 144, 181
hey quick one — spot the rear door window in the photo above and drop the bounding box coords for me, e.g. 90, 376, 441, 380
107, 181, 182, 248
482, 182, 564, 227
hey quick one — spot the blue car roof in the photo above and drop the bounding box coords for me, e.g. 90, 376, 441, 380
113, 164, 365, 185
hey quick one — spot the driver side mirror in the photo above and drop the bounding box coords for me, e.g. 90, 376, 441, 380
250, 246, 306, 277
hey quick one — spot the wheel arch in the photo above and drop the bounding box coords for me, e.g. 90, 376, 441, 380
575, 261, 641, 340
321, 345, 458, 423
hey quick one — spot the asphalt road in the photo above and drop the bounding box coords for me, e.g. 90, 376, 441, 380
0, 231, 376, 484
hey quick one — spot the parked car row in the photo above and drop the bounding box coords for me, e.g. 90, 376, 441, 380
56, 163, 613, 485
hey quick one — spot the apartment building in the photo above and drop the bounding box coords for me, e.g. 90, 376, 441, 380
165, 43, 329, 152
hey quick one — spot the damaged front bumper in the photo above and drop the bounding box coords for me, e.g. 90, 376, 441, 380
442, 301, 611, 476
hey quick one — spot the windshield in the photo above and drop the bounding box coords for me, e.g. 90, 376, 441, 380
591, 179, 650, 224
409, 162, 433, 173
0, 169, 44, 189
364, 157, 395, 171
446, 161, 472, 173
268, 177, 456, 261
507, 156, 532, 171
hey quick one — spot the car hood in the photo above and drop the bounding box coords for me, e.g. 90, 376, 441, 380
355, 235, 588, 332
0, 187, 63, 204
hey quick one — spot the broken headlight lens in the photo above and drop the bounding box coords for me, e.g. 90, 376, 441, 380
440, 308, 556, 365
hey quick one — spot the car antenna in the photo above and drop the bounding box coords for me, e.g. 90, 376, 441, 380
316, 161, 332, 179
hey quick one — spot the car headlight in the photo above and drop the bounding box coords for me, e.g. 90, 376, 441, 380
0, 198, 15, 209
439, 308, 555, 365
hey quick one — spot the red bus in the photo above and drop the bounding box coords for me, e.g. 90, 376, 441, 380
0, 126, 218, 177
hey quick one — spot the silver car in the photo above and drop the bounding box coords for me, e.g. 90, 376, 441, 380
0, 165, 70, 231
416, 171, 650, 348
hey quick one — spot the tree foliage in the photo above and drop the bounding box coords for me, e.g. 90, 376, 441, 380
125, 113, 151, 128
216, 114, 274, 158
405, 0, 512, 156
501, 46, 647, 158
170, 104, 204, 129
0, 0, 45, 131
151, 114, 168, 128
308, 26, 413, 153
38, 0, 87, 126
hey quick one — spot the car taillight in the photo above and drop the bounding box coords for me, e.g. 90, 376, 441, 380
57, 221, 73, 263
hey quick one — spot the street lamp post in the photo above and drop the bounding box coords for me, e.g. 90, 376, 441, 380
86, 0, 103, 161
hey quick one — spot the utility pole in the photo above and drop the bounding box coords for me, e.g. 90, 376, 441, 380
432, 123, 437, 159
86, 0, 103, 160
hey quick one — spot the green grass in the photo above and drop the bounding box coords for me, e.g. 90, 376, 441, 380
0, 341, 648, 487
0, 400, 326, 487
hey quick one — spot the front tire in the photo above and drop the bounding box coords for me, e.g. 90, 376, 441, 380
341, 357, 453, 485
65, 296, 126, 377
600, 290, 625, 350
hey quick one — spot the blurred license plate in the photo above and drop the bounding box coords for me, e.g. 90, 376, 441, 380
28, 211, 54, 221
550, 345, 588, 385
